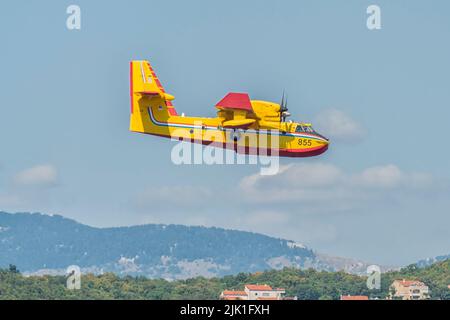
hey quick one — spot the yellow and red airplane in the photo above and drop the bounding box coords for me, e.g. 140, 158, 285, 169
129, 60, 329, 157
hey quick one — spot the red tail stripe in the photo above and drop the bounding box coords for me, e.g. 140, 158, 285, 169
129, 62, 134, 114
167, 108, 178, 116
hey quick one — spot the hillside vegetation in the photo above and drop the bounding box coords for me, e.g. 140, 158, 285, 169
0, 260, 448, 300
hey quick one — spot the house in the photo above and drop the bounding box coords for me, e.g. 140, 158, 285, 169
340, 295, 369, 300
220, 284, 286, 300
219, 290, 248, 300
245, 284, 285, 300
390, 279, 430, 300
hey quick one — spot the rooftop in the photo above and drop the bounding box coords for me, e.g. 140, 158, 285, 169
394, 280, 426, 287
340, 295, 369, 301
221, 290, 247, 296
244, 284, 286, 292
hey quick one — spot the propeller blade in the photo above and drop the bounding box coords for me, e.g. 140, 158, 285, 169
280, 90, 285, 122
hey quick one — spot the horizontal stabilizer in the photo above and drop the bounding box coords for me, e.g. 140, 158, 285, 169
137, 90, 160, 96
137, 91, 175, 101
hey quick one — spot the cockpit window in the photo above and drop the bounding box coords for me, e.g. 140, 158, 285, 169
296, 125, 314, 133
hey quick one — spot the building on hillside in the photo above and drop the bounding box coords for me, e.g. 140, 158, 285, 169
390, 279, 430, 300
219, 290, 248, 300
245, 284, 285, 300
340, 295, 369, 300
220, 284, 287, 300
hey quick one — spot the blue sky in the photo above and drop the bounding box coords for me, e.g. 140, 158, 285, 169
0, 0, 449, 265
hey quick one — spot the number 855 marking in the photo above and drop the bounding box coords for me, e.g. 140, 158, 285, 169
298, 139, 312, 146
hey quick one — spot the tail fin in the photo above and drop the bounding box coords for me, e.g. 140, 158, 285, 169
129, 60, 177, 132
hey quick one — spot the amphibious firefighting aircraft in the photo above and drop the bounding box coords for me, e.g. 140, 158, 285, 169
129, 60, 329, 157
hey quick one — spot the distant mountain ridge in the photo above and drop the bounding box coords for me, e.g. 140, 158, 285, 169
0, 212, 317, 279
415, 254, 450, 268
0, 212, 394, 278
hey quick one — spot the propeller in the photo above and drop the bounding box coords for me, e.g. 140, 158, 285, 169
280, 91, 290, 122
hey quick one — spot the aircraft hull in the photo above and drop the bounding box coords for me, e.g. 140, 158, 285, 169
140, 108, 329, 158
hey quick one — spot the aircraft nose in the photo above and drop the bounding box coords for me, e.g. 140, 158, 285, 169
316, 132, 329, 142
315, 138, 329, 148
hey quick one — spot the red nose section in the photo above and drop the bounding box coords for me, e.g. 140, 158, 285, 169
232, 144, 329, 158
279, 144, 329, 158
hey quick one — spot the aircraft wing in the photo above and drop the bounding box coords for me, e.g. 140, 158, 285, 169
222, 119, 256, 128
215, 93, 253, 112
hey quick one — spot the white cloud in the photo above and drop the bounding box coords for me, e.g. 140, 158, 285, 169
13, 165, 58, 187
239, 163, 437, 205
352, 165, 436, 190
353, 164, 404, 188
314, 108, 366, 143
240, 163, 348, 203
281, 163, 343, 188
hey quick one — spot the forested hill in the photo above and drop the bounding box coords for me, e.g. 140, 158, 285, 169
0, 260, 448, 300
0, 212, 317, 278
